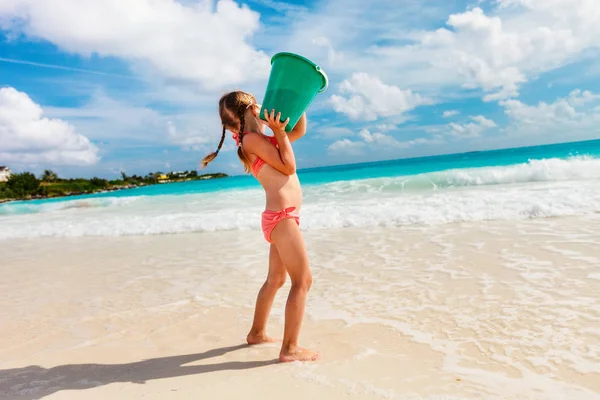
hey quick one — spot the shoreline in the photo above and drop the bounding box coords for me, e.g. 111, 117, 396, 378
0, 174, 229, 205
0, 183, 143, 204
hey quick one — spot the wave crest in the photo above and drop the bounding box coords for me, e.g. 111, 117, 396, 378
317, 156, 600, 194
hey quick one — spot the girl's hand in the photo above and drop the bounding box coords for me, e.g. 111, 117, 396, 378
264, 109, 290, 135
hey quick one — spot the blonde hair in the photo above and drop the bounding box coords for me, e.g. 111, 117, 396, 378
201, 91, 256, 174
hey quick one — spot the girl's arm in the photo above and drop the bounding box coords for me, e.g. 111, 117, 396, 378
255, 103, 306, 142
287, 112, 307, 143
244, 109, 297, 175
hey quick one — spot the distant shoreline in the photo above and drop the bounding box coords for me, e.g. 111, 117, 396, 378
0, 172, 229, 205
0, 183, 141, 204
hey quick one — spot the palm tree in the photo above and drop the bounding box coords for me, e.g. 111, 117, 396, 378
41, 170, 58, 182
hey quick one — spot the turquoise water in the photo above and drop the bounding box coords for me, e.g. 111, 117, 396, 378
7, 139, 600, 205
2, 139, 600, 239
298, 138, 600, 184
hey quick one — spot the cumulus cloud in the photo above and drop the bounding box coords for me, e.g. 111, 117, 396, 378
500, 89, 600, 136
0, 87, 100, 166
328, 128, 443, 155
280, 0, 600, 103
44, 93, 164, 140
443, 110, 460, 118
0, 0, 271, 90
415, 2, 600, 101
447, 115, 497, 138
357, 129, 410, 148
330, 73, 429, 121
470, 115, 497, 128
44, 91, 225, 152
166, 120, 214, 151
312, 36, 343, 65
327, 138, 365, 155
318, 126, 355, 138
375, 123, 397, 132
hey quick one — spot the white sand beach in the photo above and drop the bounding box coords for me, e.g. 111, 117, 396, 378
1, 215, 600, 400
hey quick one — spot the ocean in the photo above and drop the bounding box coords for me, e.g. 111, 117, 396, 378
2, 139, 599, 240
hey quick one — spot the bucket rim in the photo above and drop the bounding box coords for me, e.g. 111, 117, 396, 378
271, 52, 319, 68
271, 52, 328, 93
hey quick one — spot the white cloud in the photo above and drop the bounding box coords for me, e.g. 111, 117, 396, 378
249, 0, 308, 14
327, 138, 365, 155
318, 126, 355, 138
328, 128, 443, 155
470, 115, 497, 128
277, 0, 600, 103
0, 0, 270, 90
330, 73, 429, 121
278, 0, 454, 76
375, 123, 397, 132
447, 115, 497, 138
443, 110, 460, 118
0, 87, 100, 166
358, 129, 410, 148
44, 91, 224, 152
166, 121, 213, 151
44, 92, 163, 141
312, 36, 343, 66
412, 2, 600, 101
500, 89, 600, 137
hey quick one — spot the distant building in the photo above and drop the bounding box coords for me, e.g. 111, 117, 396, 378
0, 166, 10, 183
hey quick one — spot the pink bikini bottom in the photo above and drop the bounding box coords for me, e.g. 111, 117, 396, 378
261, 206, 300, 244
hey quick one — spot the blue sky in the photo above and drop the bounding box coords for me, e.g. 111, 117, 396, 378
1, 0, 600, 179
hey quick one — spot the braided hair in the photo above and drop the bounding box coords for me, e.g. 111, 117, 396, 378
201, 91, 254, 173
200, 125, 226, 168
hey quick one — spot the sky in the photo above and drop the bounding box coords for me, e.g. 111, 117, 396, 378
1, 0, 600, 179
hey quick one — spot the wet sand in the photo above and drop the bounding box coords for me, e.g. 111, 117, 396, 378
1, 216, 600, 399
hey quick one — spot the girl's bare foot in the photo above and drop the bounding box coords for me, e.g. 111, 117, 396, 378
279, 346, 321, 362
247, 331, 279, 345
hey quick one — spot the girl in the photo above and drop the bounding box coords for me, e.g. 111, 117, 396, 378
201, 90, 320, 363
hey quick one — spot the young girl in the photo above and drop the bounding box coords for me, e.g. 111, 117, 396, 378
201, 90, 320, 363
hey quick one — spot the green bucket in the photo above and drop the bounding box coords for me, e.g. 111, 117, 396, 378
260, 52, 329, 133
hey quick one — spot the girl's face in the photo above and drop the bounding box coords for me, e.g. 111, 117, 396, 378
224, 103, 266, 134
222, 104, 267, 135
247, 103, 263, 121
242, 104, 267, 133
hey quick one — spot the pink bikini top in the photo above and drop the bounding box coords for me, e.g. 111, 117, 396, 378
232, 132, 279, 177
251, 135, 278, 177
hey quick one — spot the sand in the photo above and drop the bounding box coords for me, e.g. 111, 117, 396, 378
1, 216, 600, 400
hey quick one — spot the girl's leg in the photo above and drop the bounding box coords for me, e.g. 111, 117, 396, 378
247, 244, 287, 345
270, 219, 320, 362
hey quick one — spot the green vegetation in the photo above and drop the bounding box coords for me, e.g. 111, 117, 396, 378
0, 169, 228, 203
5, 172, 40, 198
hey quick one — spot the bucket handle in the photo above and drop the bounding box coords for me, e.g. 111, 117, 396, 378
316, 66, 329, 93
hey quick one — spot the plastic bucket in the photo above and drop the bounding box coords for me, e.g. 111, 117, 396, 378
260, 52, 329, 133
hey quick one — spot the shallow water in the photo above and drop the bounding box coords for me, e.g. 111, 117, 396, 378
1, 216, 599, 399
